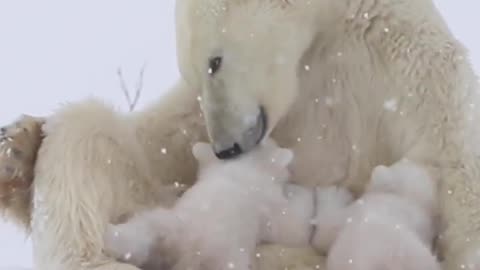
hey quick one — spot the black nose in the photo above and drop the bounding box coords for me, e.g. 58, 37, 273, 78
215, 143, 243, 160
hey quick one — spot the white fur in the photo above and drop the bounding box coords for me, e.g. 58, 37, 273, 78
104, 140, 314, 270
2, 0, 476, 269
312, 159, 441, 270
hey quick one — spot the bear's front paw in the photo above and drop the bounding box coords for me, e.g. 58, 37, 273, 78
0, 115, 44, 201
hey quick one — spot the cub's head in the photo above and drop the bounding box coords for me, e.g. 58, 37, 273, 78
176, 0, 342, 159
192, 138, 294, 182
368, 159, 438, 213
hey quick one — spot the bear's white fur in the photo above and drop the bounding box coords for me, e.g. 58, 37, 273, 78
0, 0, 479, 269
313, 159, 440, 270
103, 140, 316, 270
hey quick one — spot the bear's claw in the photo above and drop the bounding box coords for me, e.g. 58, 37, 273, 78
0, 115, 44, 198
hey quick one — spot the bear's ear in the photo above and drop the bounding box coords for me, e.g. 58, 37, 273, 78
271, 148, 294, 167
192, 142, 217, 164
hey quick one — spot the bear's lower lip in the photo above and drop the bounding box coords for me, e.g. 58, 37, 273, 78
255, 105, 268, 145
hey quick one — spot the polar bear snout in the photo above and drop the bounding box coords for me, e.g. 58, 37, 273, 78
212, 106, 267, 160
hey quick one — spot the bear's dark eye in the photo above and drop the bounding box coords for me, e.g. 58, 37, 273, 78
208, 57, 222, 76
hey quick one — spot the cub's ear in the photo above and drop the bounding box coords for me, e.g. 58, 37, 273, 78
369, 165, 395, 192
192, 142, 217, 164
271, 148, 294, 167
261, 138, 279, 148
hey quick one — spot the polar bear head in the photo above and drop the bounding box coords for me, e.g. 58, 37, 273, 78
175, 0, 344, 159
192, 138, 294, 182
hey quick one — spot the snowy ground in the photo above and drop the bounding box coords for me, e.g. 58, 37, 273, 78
0, 0, 479, 268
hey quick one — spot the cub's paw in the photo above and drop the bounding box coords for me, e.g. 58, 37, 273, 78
0, 115, 44, 199
103, 222, 154, 267
315, 186, 354, 210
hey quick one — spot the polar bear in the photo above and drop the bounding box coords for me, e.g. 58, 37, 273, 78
0, 0, 480, 269
103, 140, 315, 270
313, 159, 441, 270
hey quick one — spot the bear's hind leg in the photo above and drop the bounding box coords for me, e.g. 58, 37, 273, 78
30, 99, 159, 270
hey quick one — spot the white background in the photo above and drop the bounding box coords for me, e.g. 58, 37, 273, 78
0, 1, 478, 268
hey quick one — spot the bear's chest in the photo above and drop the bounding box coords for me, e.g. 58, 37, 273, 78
271, 91, 383, 191
289, 138, 350, 187
272, 112, 366, 189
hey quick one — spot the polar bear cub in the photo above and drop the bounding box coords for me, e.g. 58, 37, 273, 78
312, 159, 441, 270
103, 139, 315, 270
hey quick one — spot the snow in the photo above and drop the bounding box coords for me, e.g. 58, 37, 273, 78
383, 98, 398, 112
0, 0, 479, 268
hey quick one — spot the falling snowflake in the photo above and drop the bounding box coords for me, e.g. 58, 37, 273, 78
161, 148, 168, 154
383, 98, 398, 112
325, 96, 334, 106
227, 262, 235, 269
124, 252, 132, 260
384, 27, 390, 33
304, 65, 310, 71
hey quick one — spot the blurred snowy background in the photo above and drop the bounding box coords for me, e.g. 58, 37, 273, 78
0, 0, 478, 268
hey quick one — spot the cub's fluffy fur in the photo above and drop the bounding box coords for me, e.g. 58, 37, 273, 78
104, 140, 314, 270
313, 159, 441, 270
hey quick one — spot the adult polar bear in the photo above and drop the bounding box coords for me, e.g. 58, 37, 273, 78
0, 0, 480, 269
